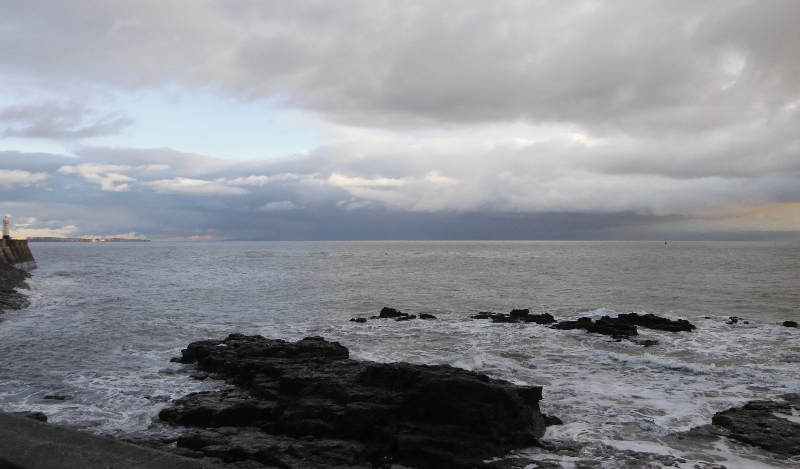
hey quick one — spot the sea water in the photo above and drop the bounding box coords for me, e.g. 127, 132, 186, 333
0, 241, 798, 468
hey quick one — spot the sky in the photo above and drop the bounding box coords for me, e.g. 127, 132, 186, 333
1, 0, 799, 241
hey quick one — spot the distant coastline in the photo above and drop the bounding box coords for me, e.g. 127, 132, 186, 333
27, 237, 151, 243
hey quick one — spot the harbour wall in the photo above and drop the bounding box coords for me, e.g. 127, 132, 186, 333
0, 238, 37, 270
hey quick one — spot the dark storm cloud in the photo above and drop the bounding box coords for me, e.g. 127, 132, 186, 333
2, 147, 797, 240
0, 148, 675, 240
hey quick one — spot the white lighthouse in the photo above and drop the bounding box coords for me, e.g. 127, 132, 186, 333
3, 216, 9, 239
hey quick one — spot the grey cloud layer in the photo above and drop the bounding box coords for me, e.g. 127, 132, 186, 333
2, 138, 798, 239
2, 0, 798, 131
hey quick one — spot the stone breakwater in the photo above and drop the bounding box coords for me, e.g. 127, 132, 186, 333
160, 334, 555, 469
0, 238, 36, 271
0, 262, 30, 317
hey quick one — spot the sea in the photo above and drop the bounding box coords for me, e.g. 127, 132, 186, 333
1, 241, 799, 468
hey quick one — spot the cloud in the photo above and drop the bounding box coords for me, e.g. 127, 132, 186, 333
146, 177, 248, 196
0, 169, 48, 188
13, 224, 78, 238
328, 173, 406, 188
228, 174, 305, 186
0, 101, 133, 140
58, 163, 137, 191
663, 202, 800, 232
257, 201, 297, 212
2, 1, 798, 134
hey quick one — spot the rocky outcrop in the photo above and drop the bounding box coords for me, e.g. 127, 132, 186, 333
711, 399, 800, 455
614, 312, 696, 332
551, 316, 638, 340
550, 314, 697, 341
0, 263, 30, 317
350, 307, 437, 323
468, 311, 696, 345
0, 239, 36, 271
161, 334, 551, 469
471, 309, 556, 324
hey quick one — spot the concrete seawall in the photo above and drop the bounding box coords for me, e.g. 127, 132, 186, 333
0, 239, 36, 271
0, 412, 220, 469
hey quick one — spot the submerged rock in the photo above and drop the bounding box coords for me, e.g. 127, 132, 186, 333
162, 334, 550, 469
711, 400, 800, 455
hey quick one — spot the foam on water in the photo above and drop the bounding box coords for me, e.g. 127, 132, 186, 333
281, 312, 800, 467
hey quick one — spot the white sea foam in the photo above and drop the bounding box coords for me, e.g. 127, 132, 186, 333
451, 345, 488, 371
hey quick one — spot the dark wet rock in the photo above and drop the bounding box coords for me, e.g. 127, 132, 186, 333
378, 307, 405, 318
471, 312, 494, 320
525, 313, 556, 324
162, 334, 550, 469
374, 307, 419, 321
632, 339, 659, 347
615, 312, 696, 332
783, 320, 798, 328
551, 316, 638, 340
349, 317, 367, 323
552, 313, 695, 341
711, 400, 800, 455
510, 309, 529, 318
418, 313, 437, 320
490, 314, 519, 324
471, 310, 556, 325
176, 427, 370, 469
542, 414, 563, 426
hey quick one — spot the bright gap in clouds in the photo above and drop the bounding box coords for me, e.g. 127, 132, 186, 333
0, 87, 329, 161
94, 89, 329, 160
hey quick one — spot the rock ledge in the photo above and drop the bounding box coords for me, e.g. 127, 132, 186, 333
161, 334, 552, 469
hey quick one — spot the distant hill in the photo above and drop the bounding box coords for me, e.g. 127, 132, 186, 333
27, 237, 151, 242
